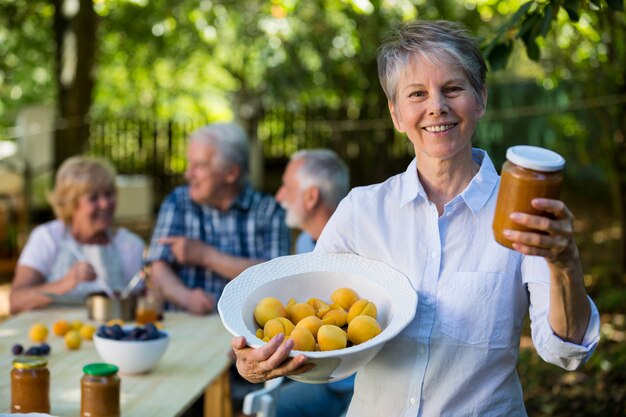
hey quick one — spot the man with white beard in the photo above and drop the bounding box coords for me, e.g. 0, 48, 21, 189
275, 149, 350, 254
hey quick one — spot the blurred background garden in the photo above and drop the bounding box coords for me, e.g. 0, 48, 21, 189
0, 0, 624, 415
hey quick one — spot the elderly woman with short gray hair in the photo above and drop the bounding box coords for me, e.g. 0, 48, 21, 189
232, 20, 599, 417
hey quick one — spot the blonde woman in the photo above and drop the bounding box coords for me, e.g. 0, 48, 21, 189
10, 156, 144, 314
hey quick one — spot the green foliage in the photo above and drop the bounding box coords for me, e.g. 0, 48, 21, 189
0, 0, 55, 123
483, 0, 625, 68
89, 0, 421, 121
0, 0, 493, 124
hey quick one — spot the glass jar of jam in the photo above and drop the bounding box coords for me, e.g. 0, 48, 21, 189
136, 285, 163, 325
493, 145, 565, 249
81, 363, 121, 417
11, 356, 50, 413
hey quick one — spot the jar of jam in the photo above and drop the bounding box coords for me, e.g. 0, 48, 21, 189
81, 363, 121, 417
11, 356, 50, 413
493, 145, 565, 249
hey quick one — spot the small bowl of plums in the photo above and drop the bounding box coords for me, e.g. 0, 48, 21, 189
93, 323, 169, 374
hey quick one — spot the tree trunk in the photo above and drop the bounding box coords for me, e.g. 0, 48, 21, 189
52, 0, 98, 170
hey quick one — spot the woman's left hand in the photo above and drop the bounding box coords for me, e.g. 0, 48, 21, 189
506, 198, 591, 343
503, 198, 579, 268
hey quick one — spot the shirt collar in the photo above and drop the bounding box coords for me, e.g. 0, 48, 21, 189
458, 149, 499, 214
399, 148, 499, 214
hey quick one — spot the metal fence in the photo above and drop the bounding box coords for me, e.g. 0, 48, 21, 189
87, 107, 413, 208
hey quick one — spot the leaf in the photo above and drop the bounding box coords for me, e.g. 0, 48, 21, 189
487, 42, 513, 71
483, 1, 534, 55
524, 38, 541, 61
508, 1, 535, 29
604, 0, 624, 11
517, 12, 542, 41
539, 6, 553, 38
563, 0, 581, 21
517, 12, 546, 62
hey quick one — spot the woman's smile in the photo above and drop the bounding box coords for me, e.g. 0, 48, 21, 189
423, 123, 458, 133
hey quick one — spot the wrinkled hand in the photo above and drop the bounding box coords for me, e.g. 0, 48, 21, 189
185, 288, 216, 315
231, 334, 314, 383
504, 198, 579, 268
66, 261, 97, 289
159, 236, 209, 267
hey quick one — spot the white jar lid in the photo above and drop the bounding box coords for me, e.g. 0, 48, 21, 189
506, 145, 565, 172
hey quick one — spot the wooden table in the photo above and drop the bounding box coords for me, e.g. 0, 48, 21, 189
0, 307, 233, 417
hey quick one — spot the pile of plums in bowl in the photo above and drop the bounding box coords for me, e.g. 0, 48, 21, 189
93, 323, 169, 374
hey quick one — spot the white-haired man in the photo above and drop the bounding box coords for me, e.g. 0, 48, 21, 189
147, 122, 291, 315
276, 149, 350, 252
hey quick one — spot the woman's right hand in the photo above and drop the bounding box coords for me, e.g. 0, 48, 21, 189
231, 334, 314, 383
65, 261, 97, 289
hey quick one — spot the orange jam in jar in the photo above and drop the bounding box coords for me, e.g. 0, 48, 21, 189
11, 356, 50, 413
135, 288, 163, 325
81, 363, 121, 417
493, 145, 565, 249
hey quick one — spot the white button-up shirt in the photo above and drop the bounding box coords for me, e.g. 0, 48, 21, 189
315, 149, 600, 417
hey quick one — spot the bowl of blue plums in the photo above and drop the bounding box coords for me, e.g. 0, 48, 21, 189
93, 323, 169, 374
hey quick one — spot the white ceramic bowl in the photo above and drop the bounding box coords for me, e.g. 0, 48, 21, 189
218, 252, 417, 384
93, 327, 169, 374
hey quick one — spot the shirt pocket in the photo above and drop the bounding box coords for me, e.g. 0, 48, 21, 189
438, 271, 515, 347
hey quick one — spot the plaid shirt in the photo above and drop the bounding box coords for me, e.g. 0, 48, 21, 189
146, 184, 290, 307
